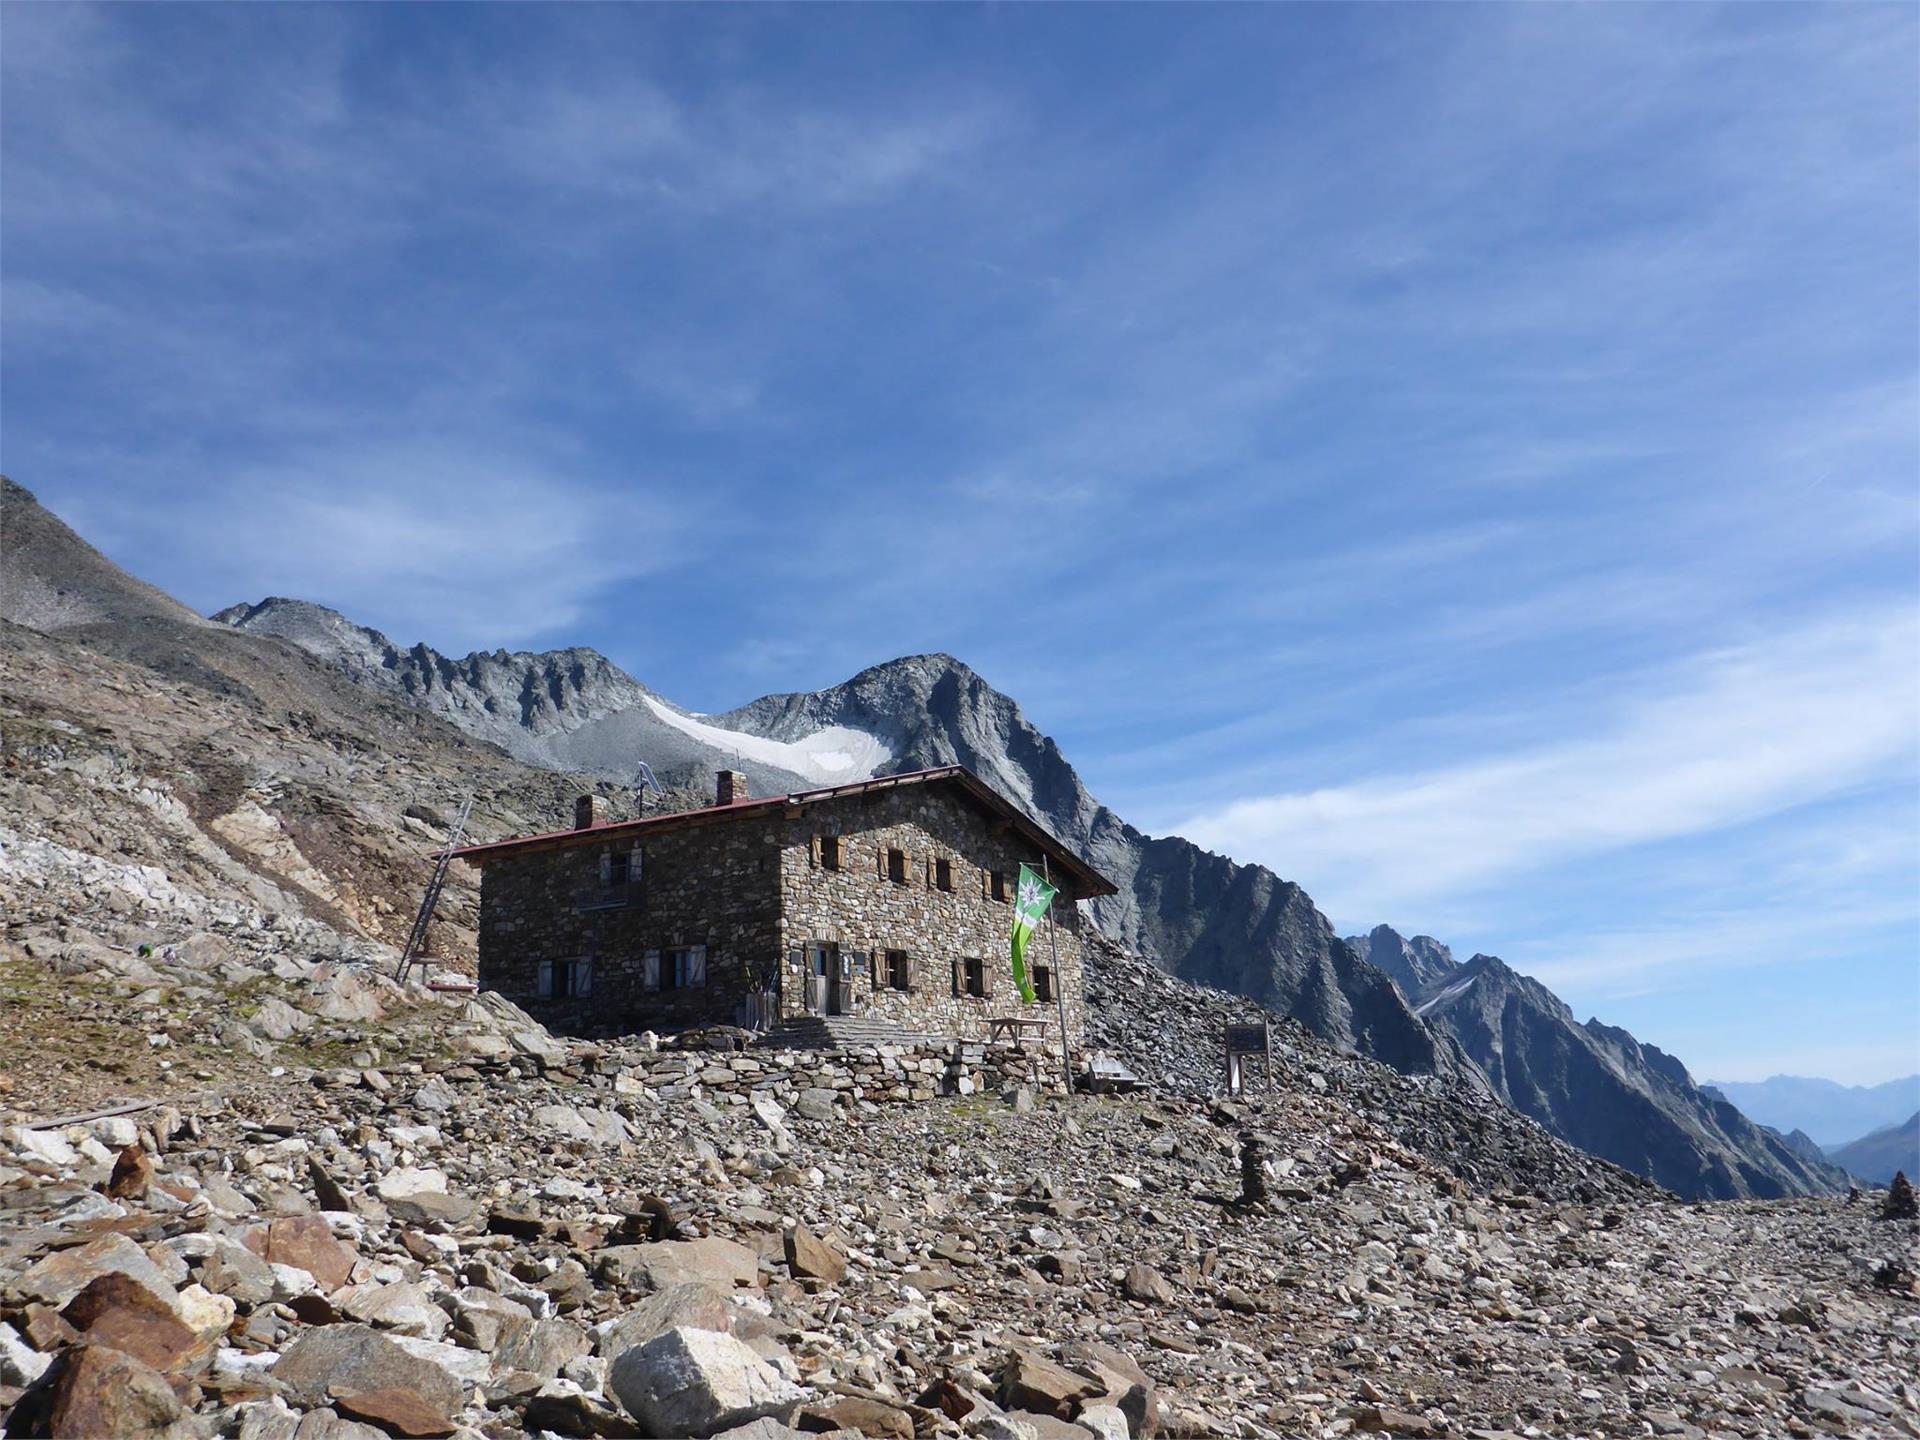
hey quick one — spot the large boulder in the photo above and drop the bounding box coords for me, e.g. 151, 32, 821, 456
598, 1282, 737, 1356
783, 1224, 847, 1284
596, 1237, 759, 1292
337, 1281, 451, 1339
40, 1343, 199, 1439
60, 1272, 209, 1375
242, 1214, 358, 1291
18, 1233, 180, 1311
272, 1323, 466, 1413
533, 1104, 630, 1147
609, 1326, 803, 1437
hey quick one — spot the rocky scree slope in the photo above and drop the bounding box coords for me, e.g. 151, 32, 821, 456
1347, 930, 1849, 1201
1, 480, 652, 976
4, 917, 1918, 1440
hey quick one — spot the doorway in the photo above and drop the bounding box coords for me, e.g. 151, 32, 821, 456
805, 942, 843, 1015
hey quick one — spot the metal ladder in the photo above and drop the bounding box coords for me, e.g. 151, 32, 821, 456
394, 793, 473, 985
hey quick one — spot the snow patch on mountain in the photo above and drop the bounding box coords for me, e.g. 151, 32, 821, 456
640, 696, 893, 786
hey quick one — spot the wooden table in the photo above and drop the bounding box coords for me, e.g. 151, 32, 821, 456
989, 1016, 1051, 1046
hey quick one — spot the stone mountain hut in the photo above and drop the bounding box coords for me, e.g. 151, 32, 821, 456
453, 766, 1115, 1042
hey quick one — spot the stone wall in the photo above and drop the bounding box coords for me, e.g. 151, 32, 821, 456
472, 818, 782, 1034
593, 1038, 1074, 1105
773, 786, 1088, 1045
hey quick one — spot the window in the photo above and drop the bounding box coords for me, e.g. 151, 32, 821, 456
592, 845, 640, 896
887, 847, 909, 884
883, 950, 911, 991
1034, 965, 1054, 1002
640, 947, 705, 991
819, 834, 842, 871
537, 958, 592, 999
667, 945, 707, 990
934, 858, 953, 892
988, 870, 1008, 903
963, 956, 987, 998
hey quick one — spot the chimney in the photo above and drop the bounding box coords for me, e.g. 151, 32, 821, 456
574, 794, 607, 830
716, 770, 748, 807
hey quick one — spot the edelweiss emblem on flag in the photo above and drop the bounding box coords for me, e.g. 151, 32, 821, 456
1016, 873, 1047, 916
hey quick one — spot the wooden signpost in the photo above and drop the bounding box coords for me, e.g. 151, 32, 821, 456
1224, 1021, 1273, 1095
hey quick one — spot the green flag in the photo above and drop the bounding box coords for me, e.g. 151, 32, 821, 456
1008, 862, 1058, 1005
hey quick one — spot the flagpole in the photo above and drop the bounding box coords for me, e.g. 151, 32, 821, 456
1041, 855, 1073, 1100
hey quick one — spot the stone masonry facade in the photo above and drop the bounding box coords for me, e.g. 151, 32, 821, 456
773, 785, 1088, 1045
465, 770, 1100, 1047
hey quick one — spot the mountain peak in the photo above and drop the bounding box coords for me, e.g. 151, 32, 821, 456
2, 476, 208, 633
1347, 924, 1458, 1001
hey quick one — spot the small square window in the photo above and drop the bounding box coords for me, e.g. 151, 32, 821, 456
935, 858, 953, 891
819, 835, 842, 871
964, 956, 987, 997
538, 957, 593, 999
884, 949, 911, 991
989, 870, 1008, 903
1034, 965, 1054, 1002
665, 945, 707, 990
887, 848, 908, 884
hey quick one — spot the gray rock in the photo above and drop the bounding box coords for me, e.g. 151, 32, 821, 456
609, 1326, 803, 1437
17, 1232, 180, 1310
599, 1282, 737, 1356
270, 1323, 465, 1413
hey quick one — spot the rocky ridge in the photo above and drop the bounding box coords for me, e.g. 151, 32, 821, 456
1343, 932, 1849, 1202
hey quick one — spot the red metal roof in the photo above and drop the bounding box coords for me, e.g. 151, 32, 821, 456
451, 764, 1115, 899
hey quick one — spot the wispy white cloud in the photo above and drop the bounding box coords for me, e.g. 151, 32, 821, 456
65, 440, 696, 654
1176, 608, 1920, 925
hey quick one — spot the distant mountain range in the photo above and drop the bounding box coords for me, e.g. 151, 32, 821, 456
1825, 1112, 1920, 1186
1700, 1073, 1920, 1148
1346, 928, 1849, 1199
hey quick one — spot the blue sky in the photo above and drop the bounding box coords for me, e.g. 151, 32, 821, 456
4, 4, 1915, 1084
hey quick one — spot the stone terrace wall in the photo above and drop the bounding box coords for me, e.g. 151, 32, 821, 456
594, 1038, 1074, 1106
774, 784, 1089, 1043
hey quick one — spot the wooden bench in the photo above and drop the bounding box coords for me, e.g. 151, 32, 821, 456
989, 1016, 1051, 1047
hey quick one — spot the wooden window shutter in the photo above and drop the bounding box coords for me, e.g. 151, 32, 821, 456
642, 950, 661, 992
981, 958, 994, 997
904, 953, 916, 992
980, 865, 991, 899
809, 835, 820, 868
951, 958, 962, 998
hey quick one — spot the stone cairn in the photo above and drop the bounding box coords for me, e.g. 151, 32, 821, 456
1882, 1170, 1917, 1221
1237, 1131, 1268, 1209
